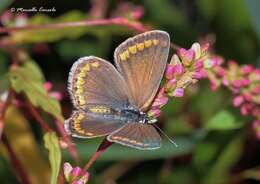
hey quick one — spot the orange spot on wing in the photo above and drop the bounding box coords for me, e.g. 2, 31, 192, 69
129, 45, 137, 54
137, 43, 145, 51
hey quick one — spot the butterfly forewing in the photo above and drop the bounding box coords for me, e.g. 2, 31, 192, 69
68, 56, 131, 110
114, 30, 170, 111
107, 123, 161, 150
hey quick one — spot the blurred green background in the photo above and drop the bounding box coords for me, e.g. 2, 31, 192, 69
0, 0, 260, 184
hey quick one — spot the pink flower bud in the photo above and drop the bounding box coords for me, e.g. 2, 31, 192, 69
175, 64, 184, 76
252, 85, 260, 94
152, 96, 168, 108
1, 10, 13, 24
240, 65, 254, 75
172, 88, 184, 97
132, 6, 144, 19
222, 77, 229, 86
44, 82, 53, 91
256, 131, 260, 139
169, 54, 181, 66
252, 107, 260, 116
50, 92, 63, 101
193, 60, 203, 71
78, 173, 90, 184
63, 162, 73, 181
177, 48, 187, 59
232, 79, 243, 88
191, 42, 201, 59
241, 79, 250, 86
71, 167, 81, 179
209, 78, 219, 91
165, 64, 175, 79
214, 66, 226, 77
60, 139, 69, 149
72, 181, 84, 184
191, 71, 203, 79
233, 96, 244, 107
201, 42, 210, 53
178, 48, 195, 66
165, 79, 177, 91
240, 105, 248, 116
252, 120, 260, 129
243, 93, 252, 102
148, 109, 161, 118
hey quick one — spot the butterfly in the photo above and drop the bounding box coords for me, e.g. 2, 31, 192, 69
64, 30, 170, 150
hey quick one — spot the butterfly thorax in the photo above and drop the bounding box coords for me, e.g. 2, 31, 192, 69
119, 109, 151, 124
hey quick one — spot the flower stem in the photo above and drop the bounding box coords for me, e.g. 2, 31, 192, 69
2, 134, 31, 184
0, 89, 13, 138
26, 102, 53, 132
0, 17, 145, 34
82, 139, 113, 173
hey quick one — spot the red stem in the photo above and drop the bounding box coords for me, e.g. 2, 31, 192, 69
26, 102, 52, 132
2, 134, 31, 184
0, 17, 145, 34
0, 89, 13, 138
82, 139, 113, 173
55, 120, 80, 163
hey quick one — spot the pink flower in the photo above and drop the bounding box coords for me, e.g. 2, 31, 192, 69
148, 109, 161, 118
63, 162, 89, 184
151, 96, 168, 108
233, 95, 244, 107
174, 64, 184, 76
191, 42, 201, 59
214, 66, 226, 77
252, 85, 260, 94
172, 88, 184, 97
193, 60, 204, 71
165, 65, 175, 80
44, 81, 63, 101
191, 71, 203, 79
240, 65, 254, 75
165, 79, 177, 91
178, 48, 195, 66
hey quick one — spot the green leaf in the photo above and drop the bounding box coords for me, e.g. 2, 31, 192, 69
64, 137, 196, 161
244, 0, 260, 40
0, 0, 14, 13
44, 132, 61, 184
204, 110, 242, 130
203, 133, 243, 184
9, 61, 64, 121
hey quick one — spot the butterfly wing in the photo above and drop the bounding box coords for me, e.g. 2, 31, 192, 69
65, 110, 125, 138
68, 56, 131, 110
107, 123, 161, 150
66, 56, 133, 137
114, 30, 170, 111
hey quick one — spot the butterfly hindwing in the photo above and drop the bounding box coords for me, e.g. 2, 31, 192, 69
107, 123, 161, 150
114, 30, 170, 111
65, 109, 125, 138
68, 56, 133, 110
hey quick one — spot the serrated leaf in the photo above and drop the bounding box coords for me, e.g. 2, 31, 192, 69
44, 132, 61, 184
9, 61, 64, 121
204, 110, 242, 130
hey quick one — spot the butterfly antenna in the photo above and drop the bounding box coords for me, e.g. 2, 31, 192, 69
153, 124, 178, 147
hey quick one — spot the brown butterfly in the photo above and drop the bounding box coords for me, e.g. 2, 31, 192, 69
65, 30, 170, 150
